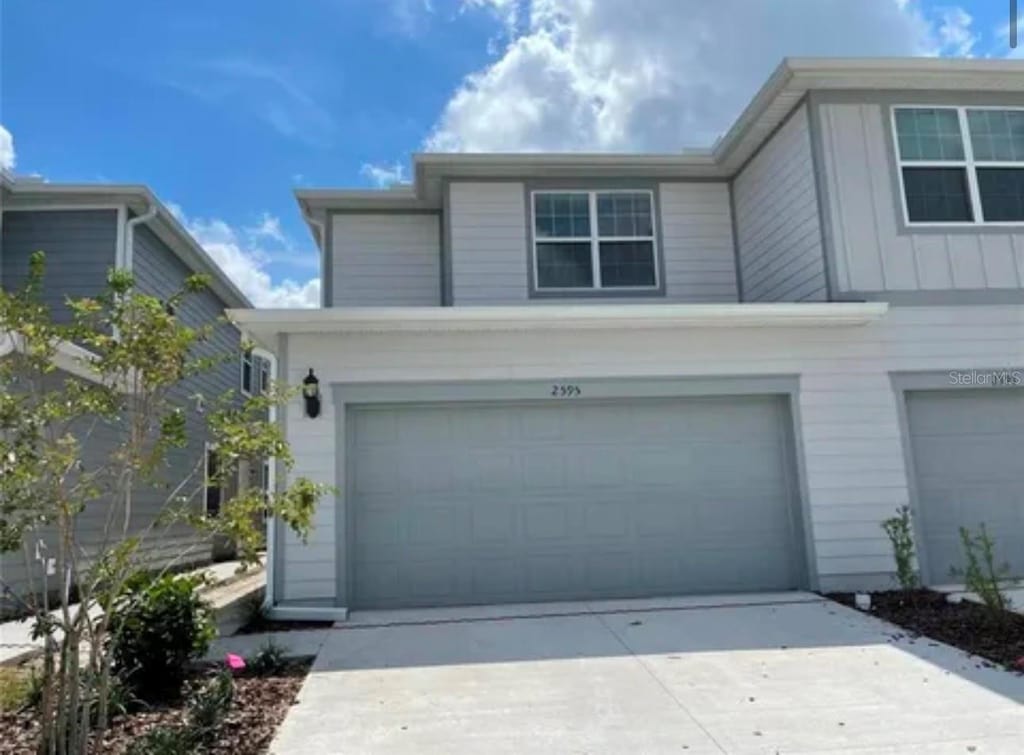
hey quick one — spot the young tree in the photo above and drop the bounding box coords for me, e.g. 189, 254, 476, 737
0, 252, 328, 754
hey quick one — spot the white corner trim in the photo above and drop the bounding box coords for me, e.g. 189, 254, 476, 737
114, 205, 128, 269
228, 302, 889, 339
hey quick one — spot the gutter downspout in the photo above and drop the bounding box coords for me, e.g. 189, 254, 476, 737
118, 202, 157, 536
124, 202, 158, 272
252, 345, 278, 611
301, 207, 327, 306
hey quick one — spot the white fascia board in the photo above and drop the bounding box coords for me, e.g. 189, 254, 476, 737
228, 303, 889, 345
0, 330, 137, 392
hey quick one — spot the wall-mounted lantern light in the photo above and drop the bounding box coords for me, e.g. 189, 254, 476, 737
303, 368, 321, 418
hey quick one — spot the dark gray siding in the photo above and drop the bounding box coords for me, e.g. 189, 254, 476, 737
0, 210, 118, 322
131, 224, 244, 564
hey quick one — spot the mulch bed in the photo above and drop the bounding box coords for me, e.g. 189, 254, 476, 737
0, 660, 312, 755
829, 589, 1024, 671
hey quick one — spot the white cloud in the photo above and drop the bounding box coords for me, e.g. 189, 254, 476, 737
936, 7, 977, 57
0, 124, 15, 171
168, 204, 320, 309
360, 161, 409, 188
432, 0, 975, 152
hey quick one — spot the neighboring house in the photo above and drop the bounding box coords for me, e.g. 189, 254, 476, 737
230, 57, 1024, 620
0, 177, 268, 616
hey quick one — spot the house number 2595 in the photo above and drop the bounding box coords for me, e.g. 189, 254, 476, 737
551, 384, 582, 397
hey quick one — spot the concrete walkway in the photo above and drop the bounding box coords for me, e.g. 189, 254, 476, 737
270, 593, 1024, 755
0, 557, 264, 666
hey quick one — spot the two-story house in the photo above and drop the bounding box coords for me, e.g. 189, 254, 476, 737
231, 58, 1024, 620
0, 176, 270, 616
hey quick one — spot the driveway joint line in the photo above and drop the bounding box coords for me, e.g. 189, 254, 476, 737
339, 596, 826, 630
591, 611, 730, 755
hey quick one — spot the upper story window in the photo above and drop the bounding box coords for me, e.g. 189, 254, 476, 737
240, 350, 270, 396
531, 190, 659, 291
893, 107, 1024, 225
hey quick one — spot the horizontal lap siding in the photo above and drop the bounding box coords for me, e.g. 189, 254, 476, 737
818, 102, 1024, 293
733, 104, 827, 302
658, 183, 738, 302
1, 210, 117, 322
330, 214, 440, 306
131, 226, 244, 568
450, 181, 739, 305
450, 182, 530, 304
277, 305, 1024, 602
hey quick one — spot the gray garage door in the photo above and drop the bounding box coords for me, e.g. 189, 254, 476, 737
906, 389, 1024, 585
348, 395, 804, 609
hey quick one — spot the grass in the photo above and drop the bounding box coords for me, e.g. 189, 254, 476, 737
0, 666, 36, 712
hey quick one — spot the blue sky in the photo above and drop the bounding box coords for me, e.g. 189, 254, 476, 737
0, 0, 1019, 307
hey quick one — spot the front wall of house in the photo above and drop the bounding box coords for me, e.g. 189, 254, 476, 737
815, 92, 1024, 297
1, 210, 118, 322
733, 103, 827, 302
275, 304, 1024, 605
328, 213, 441, 306
447, 180, 738, 305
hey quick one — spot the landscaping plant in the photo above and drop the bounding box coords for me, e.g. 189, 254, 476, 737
108, 572, 217, 702
881, 506, 919, 591
953, 524, 1013, 614
0, 253, 331, 754
246, 639, 289, 677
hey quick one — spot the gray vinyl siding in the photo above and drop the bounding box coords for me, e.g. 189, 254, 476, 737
816, 97, 1024, 295
450, 182, 529, 304
132, 225, 242, 565
329, 213, 440, 306
733, 104, 827, 303
448, 181, 738, 305
658, 183, 738, 302
0, 210, 118, 322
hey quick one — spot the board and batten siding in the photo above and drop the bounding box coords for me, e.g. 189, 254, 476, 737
0, 210, 118, 322
275, 304, 1024, 602
448, 181, 738, 305
817, 102, 1024, 294
733, 103, 827, 303
329, 214, 440, 306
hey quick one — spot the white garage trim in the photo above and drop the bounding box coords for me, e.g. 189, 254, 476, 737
891, 369, 1024, 585
330, 375, 817, 613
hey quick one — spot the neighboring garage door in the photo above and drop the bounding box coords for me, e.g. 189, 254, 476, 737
906, 389, 1024, 585
348, 395, 804, 609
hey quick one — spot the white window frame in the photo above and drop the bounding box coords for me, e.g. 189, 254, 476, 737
240, 350, 254, 396
530, 189, 660, 292
891, 105, 1024, 228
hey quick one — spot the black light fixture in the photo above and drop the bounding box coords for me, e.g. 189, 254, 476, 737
302, 368, 321, 418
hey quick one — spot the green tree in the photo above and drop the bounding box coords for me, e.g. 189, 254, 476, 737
0, 252, 328, 754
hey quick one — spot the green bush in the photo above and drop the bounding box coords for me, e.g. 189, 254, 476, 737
246, 639, 289, 677
108, 573, 217, 702
881, 506, 919, 591
953, 524, 1012, 614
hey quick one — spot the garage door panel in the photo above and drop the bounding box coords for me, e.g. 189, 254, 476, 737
350, 396, 802, 608
907, 390, 1024, 584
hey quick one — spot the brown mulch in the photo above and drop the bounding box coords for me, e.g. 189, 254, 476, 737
829, 589, 1024, 671
0, 660, 311, 755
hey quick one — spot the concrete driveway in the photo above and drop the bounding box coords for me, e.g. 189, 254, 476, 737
269, 593, 1024, 754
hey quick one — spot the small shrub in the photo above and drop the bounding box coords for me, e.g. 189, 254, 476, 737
952, 524, 1012, 614
881, 506, 919, 591
108, 572, 217, 702
126, 725, 194, 755
246, 639, 289, 677
186, 669, 235, 745
0, 667, 40, 712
